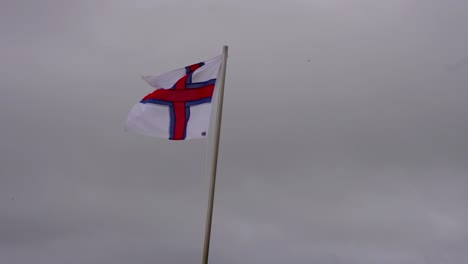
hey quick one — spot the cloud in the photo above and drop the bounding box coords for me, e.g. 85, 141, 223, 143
1, 0, 468, 263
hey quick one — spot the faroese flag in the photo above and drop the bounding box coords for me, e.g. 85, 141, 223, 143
125, 55, 222, 140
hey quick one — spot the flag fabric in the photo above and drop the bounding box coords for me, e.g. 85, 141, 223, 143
125, 54, 223, 140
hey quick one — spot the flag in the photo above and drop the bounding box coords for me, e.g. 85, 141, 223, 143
125, 54, 223, 140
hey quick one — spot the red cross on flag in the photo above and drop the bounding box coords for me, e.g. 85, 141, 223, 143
125, 54, 223, 140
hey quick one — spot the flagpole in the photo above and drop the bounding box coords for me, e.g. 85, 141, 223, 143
202, 45, 228, 264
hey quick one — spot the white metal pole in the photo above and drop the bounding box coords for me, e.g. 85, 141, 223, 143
202, 45, 228, 264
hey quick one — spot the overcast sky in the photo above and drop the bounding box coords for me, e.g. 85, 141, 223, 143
1, 0, 468, 263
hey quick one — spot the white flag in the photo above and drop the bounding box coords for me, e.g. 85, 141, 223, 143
125, 55, 222, 140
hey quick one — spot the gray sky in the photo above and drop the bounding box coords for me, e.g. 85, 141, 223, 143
1, 0, 468, 263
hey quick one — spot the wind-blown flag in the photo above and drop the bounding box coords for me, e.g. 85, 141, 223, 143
125, 55, 222, 140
